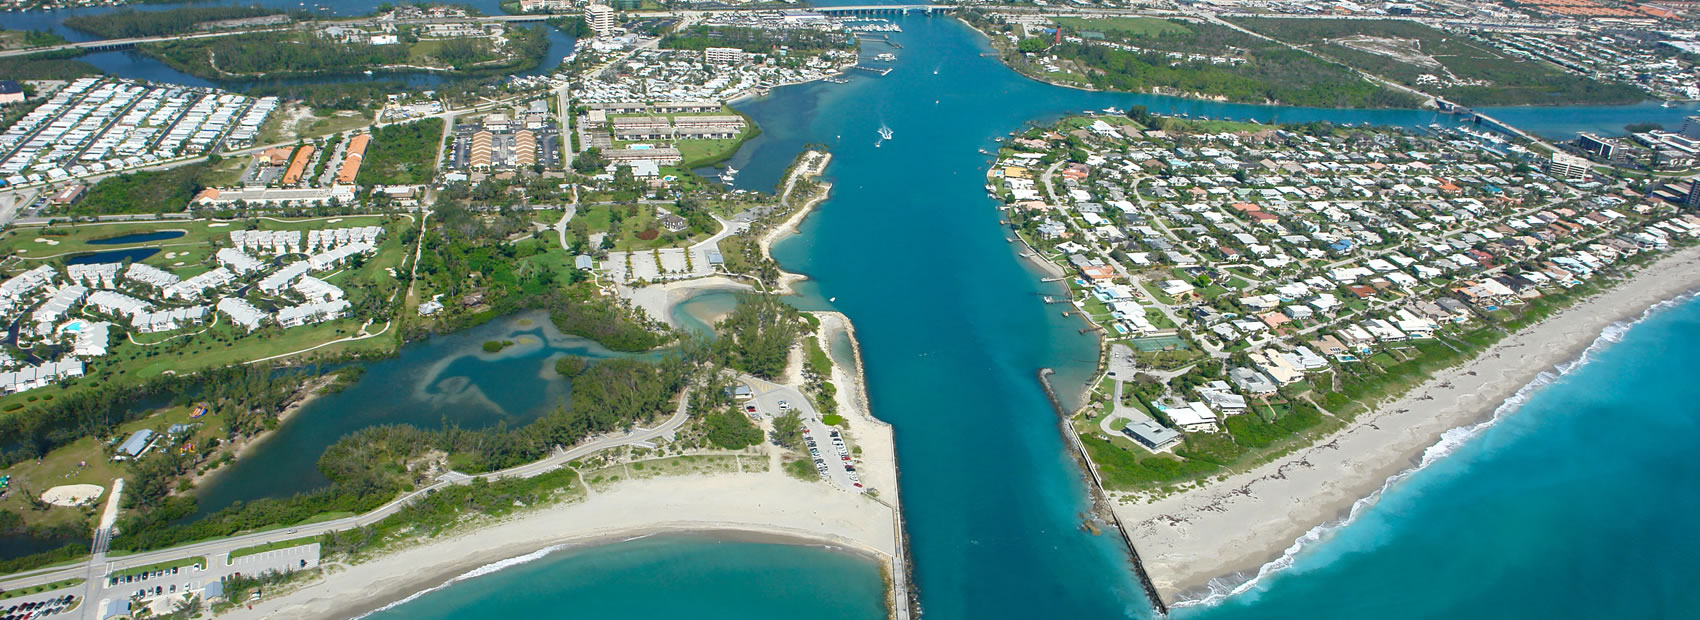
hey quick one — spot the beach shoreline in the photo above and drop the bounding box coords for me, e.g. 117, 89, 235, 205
623, 275, 753, 329
222, 472, 900, 620
220, 305, 908, 620
1115, 243, 1700, 605
759, 151, 833, 296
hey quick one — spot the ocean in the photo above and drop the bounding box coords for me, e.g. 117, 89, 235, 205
360, 535, 888, 620
1180, 294, 1700, 619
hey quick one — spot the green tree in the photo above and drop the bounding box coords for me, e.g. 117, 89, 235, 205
703, 410, 763, 450
770, 410, 803, 449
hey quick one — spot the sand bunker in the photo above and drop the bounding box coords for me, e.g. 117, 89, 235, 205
42, 484, 103, 507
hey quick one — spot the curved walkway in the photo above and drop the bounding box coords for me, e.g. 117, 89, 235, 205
243, 320, 391, 365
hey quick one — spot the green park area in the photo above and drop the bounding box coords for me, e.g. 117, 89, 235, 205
1053, 17, 1191, 38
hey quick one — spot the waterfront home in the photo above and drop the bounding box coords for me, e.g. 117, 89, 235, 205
1166, 402, 1219, 432
1122, 420, 1181, 452
1229, 367, 1278, 395
1250, 349, 1304, 385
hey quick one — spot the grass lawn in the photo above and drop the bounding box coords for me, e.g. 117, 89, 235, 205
303, 110, 373, 139
228, 536, 317, 562
112, 556, 204, 579
0, 215, 411, 413
0, 215, 399, 270
571, 204, 706, 251
1172, 119, 1270, 134
200, 156, 250, 188
1055, 16, 1191, 38
0, 578, 82, 600
0, 435, 121, 528
675, 139, 742, 168
1139, 281, 1177, 305
0, 399, 235, 528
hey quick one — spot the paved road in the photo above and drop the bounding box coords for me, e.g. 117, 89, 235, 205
0, 28, 290, 58
2, 390, 693, 619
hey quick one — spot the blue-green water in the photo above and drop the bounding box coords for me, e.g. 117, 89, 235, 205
366, 11, 1700, 620
191, 311, 643, 516
1184, 294, 1700, 619
362, 535, 888, 620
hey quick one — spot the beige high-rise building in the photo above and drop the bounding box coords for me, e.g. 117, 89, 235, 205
586, 3, 615, 37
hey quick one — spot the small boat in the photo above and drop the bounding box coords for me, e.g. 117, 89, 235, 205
363, 70, 374, 75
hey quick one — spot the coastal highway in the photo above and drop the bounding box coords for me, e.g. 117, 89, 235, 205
0, 390, 694, 618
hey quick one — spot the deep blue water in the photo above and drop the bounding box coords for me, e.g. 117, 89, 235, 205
85, 230, 185, 245
4, 3, 1691, 618
65, 247, 156, 264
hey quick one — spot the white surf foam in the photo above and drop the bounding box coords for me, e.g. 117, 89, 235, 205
1171, 290, 1698, 609
351, 543, 567, 619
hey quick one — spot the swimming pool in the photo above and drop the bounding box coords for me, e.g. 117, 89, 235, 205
59, 321, 85, 334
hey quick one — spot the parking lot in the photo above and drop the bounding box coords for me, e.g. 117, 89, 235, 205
95, 542, 320, 613
739, 380, 863, 493
0, 592, 79, 619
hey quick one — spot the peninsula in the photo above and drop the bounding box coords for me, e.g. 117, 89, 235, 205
988, 110, 1700, 604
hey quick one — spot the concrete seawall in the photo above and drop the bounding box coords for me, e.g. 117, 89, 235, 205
1038, 368, 1170, 616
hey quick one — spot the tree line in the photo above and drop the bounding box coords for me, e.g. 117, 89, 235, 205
660, 25, 853, 54
64, 6, 288, 39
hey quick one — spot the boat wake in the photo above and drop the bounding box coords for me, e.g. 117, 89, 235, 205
352, 543, 568, 619
1170, 290, 1699, 610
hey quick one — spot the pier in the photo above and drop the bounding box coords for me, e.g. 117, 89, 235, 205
850, 65, 894, 76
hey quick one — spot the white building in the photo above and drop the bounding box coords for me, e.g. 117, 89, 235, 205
276, 299, 350, 328
217, 297, 267, 332
258, 262, 310, 295
216, 247, 266, 275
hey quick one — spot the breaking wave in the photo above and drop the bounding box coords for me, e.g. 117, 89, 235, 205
1170, 291, 1698, 610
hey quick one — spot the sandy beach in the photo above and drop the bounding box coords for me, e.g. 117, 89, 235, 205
760, 152, 833, 296
624, 275, 753, 329
226, 472, 898, 620
223, 308, 906, 620
814, 310, 913, 616
1117, 244, 1700, 605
